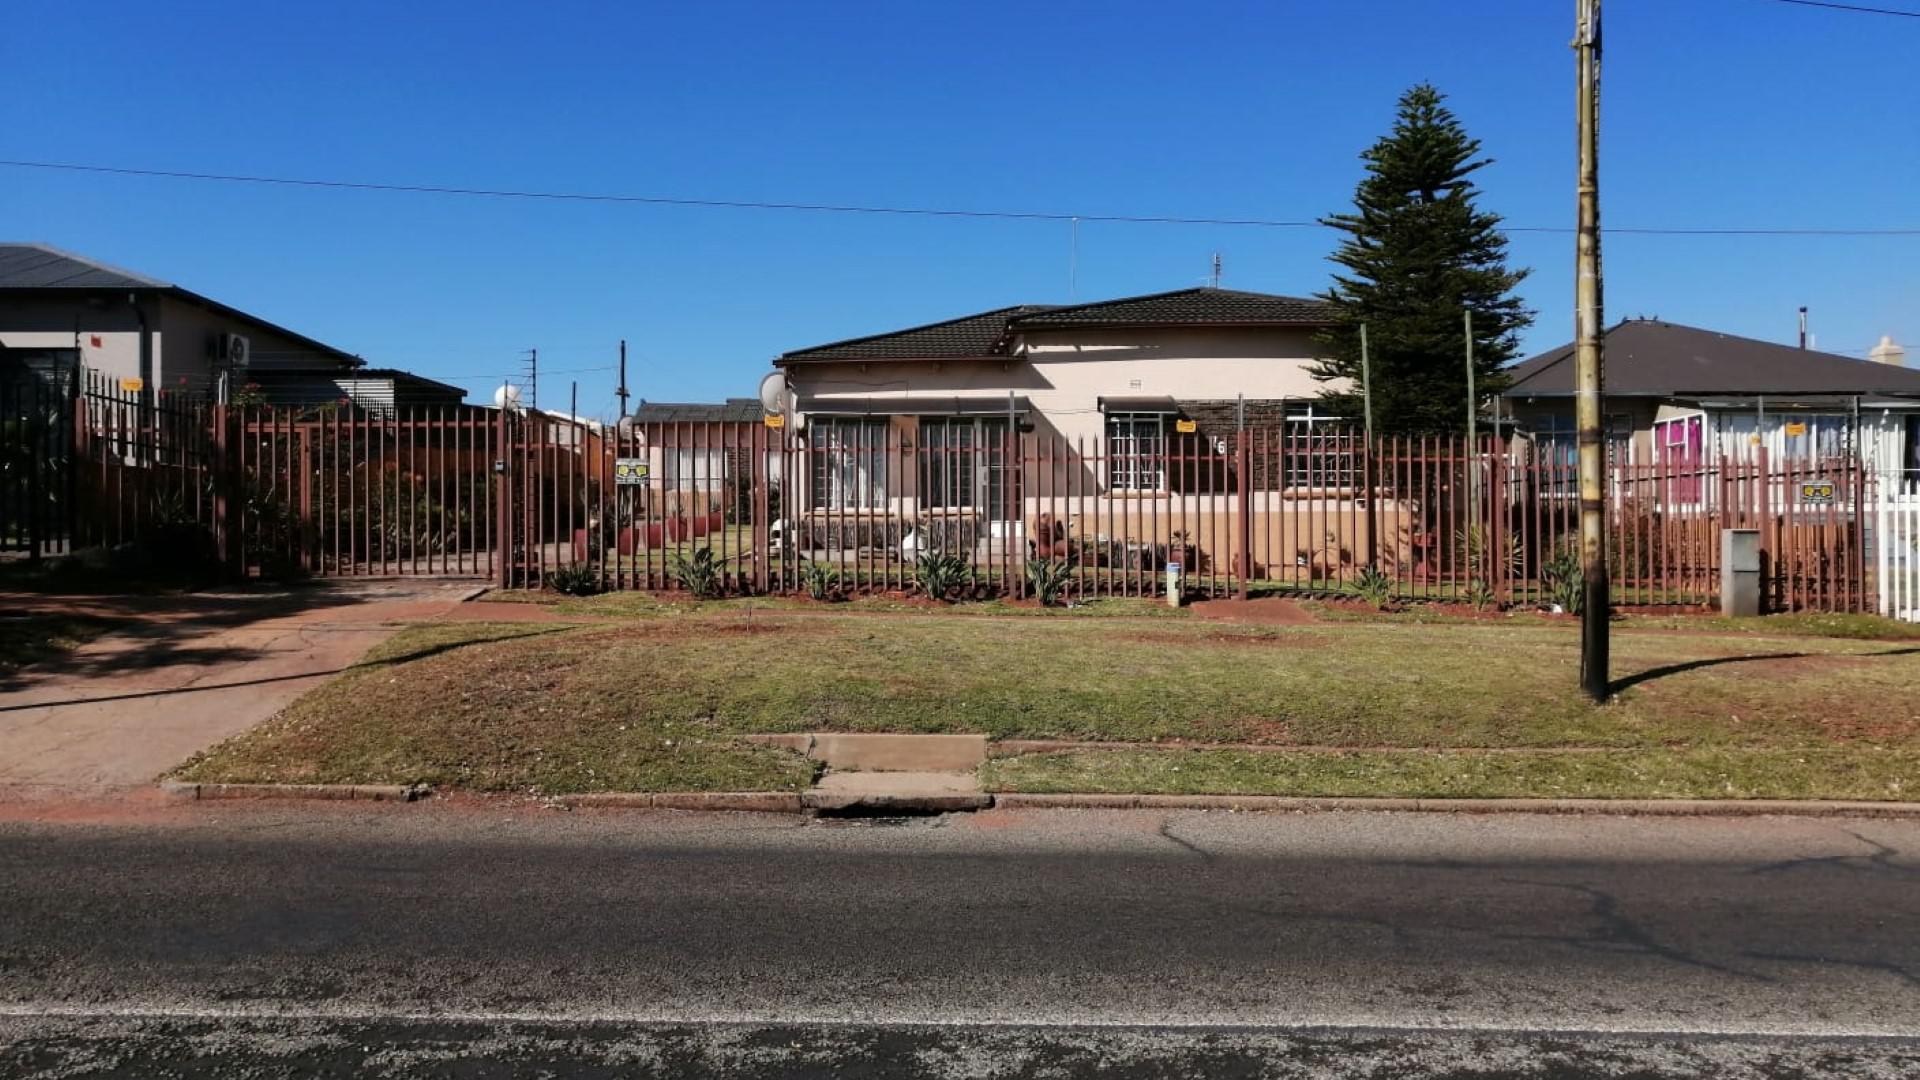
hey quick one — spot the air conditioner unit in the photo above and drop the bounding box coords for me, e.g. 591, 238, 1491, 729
221, 333, 251, 369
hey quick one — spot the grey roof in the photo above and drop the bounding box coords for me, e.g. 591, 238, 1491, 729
1011, 287, 1334, 328
776, 288, 1334, 365
0, 243, 168, 289
1504, 319, 1920, 399
630, 398, 766, 423
779, 305, 1055, 364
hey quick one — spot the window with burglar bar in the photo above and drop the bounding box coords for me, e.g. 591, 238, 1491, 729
808, 418, 887, 510
1282, 406, 1358, 489
1106, 413, 1166, 491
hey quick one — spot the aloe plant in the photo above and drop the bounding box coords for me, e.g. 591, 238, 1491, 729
1349, 564, 1393, 609
915, 551, 971, 601
671, 547, 724, 599
1024, 557, 1075, 607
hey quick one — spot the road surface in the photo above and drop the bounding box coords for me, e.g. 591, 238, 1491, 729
3, 798, 1917, 1076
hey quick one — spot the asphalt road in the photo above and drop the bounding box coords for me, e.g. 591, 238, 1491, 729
3, 799, 1918, 1077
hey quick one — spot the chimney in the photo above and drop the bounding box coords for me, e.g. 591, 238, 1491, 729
1869, 335, 1907, 368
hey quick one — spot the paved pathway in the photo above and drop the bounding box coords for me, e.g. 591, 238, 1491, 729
0, 580, 480, 795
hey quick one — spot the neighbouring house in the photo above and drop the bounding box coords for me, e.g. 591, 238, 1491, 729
0, 243, 461, 408
1502, 319, 1920, 486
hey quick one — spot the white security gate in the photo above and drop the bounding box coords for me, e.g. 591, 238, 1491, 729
1876, 481, 1920, 622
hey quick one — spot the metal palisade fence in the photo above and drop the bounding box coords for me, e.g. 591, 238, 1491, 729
0, 372, 1887, 616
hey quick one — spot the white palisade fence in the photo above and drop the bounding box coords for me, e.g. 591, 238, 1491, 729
1878, 480, 1920, 622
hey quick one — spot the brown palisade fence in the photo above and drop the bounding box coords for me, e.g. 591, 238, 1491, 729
0, 369, 1876, 615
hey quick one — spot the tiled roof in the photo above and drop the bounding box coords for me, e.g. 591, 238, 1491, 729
777, 288, 1333, 365
0, 243, 168, 288
1504, 319, 1920, 398
1009, 287, 1334, 327
630, 398, 767, 423
778, 306, 1053, 363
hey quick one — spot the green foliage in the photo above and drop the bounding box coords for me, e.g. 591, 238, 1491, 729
1465, 577, 1497, 612
1349, 564, 1394, 609
802, 561, 839, 602
1311, 83, 1533, 433
1542, 540, 1584, 614
546, 562, 601, 596
915, 551, 972, 602
671, 546, 724, 599
1459, 523, 1520, 579
1024, 557, 1076, 607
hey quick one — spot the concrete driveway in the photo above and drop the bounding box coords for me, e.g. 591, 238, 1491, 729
0, 580, 480, 795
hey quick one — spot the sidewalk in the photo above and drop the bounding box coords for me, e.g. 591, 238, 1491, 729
0, 580, 480, 796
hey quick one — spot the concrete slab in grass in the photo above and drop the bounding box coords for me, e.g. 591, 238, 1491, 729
790, 733, 988, 772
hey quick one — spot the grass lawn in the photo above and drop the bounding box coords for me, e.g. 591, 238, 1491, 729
0, 614, 113, 673
981, 747, 1917, 801
173, 602, 1920, 799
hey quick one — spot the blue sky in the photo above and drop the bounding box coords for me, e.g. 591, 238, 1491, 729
5, 0, 1915, 417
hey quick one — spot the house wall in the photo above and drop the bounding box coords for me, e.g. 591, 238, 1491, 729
786, 325, 1335, 444
1503, 396, 1917, 485
0, 291, 353, 397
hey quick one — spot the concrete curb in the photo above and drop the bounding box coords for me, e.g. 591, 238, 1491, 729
803, 791, 993, 814
556, 792, 807, 813
159, 780, 425, 803
989, 793, 1920, 817
151, 782, 1920, 819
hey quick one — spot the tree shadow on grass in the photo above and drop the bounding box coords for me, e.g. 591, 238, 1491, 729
1610, 647, 1920, 695
0, 624, 572, 713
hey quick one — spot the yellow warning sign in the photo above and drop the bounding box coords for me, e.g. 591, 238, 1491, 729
118, 377, 144, 393
1174, 419, 1198, 434
1784, 421, 1808, 437
764, 413, 786, 429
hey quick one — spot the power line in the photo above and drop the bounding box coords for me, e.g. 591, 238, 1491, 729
1764, 0, 1920, 17
4, 157, 1919, 237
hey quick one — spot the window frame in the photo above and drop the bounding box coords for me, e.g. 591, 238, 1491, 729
807, 416, 888, 511
1105, 412, 1167, 493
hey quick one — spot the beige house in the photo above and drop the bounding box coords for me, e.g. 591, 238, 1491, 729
765, 286, 1377, 571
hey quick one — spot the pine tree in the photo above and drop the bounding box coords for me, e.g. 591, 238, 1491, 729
1310, 84, 1532, 433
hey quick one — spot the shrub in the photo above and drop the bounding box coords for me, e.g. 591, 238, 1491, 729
1024, 557, 1075, 607
1458, 523, 1521, 582
915, 551, 971, 602
1349, 564, 1393, 610
546, 562, 601, 596
671, 547, 724, 599
1541, 539, 1584, 614
802, 561, 839, 602
1466, 577, 1497, 612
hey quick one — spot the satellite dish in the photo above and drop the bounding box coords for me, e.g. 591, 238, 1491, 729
757, 371, 789, 415
494, 382, 523, 412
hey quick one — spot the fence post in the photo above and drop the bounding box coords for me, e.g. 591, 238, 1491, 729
495, 405, 512, 589
1755, 446, 1772, 613
1236, 433, 1251, 599
1853, 453, 1868, 614
210, 404, 237, 577
1489, 433, 1510, 603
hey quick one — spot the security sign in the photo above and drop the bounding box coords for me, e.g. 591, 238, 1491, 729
1174, 418, 1198, 434
1800, 479, 1835, 504
613, 458, 649, 485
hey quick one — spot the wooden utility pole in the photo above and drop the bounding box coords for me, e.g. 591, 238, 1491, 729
1574, 0, 1610, 701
